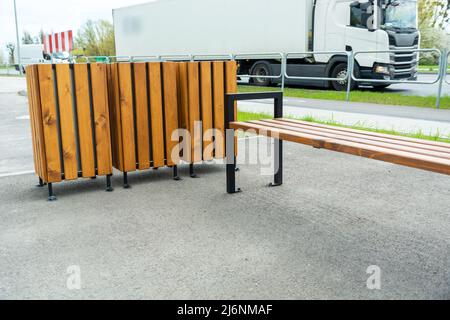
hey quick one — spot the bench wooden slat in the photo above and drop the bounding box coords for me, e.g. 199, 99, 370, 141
90, 64, 112, 176
256, 119, 450, 160
177, 62, 190, 162
37, 64, 62, 183
118, 63, 137, 172
107, 63, 124, 172
280, 118, 450, 151
148, 62, 166, 168
162, 62, 180, 167
230, 121, 450, 176
270, 119, 450, 155
26, 66, 40, 179
133, 63, 151, 170
74, 64, 96, 178
31, 65, 48, 181
188, 62, 202, 163
213, 61, 225, 159
55, 64, 78, 180
201, 61, 214, 161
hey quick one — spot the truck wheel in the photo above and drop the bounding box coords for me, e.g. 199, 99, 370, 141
331, 63, 357, 91
250, 61, 272, 87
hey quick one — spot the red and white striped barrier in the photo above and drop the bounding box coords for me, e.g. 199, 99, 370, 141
43, 30, 73, 54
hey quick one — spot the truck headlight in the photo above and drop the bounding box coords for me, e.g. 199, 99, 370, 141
374, 65, 391, 75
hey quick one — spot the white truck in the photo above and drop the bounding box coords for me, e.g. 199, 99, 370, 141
113, 0, 420, 90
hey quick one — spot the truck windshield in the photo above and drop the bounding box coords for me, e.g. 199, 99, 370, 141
382, 0, 417, 30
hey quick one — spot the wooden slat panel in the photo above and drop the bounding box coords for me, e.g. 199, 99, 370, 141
37, 64, 62, 183
188, 62, 202, 163
177, 62, 189, 129
90, 63, 113, 176
74, 64, 96, 177
163, 62, 180, 166
29, 65, 47, 181
200, 62, 214, 161
118, 63, 136, 172
148, 62, 165, 168
280, 118, 450, 151
108, 63, 124, 171
177, 62, 190, 163
212, 61, 225, 159
55, 64, 78, 180
133, 63, 151, 170
230, 121, 450, 176
256, 120, 450, 160
26, 66, 39, 177
267, 119, 450, 156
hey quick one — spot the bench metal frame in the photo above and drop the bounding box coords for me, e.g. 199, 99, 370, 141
225, 92, 284, 194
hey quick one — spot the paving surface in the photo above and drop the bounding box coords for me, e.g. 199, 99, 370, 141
1, 76, 450, 300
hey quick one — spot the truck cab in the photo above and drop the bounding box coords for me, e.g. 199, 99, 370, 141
248, 0, 419, 90
316, 0, 419, 88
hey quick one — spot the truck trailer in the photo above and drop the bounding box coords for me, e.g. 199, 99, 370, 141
113, 0, 420, 90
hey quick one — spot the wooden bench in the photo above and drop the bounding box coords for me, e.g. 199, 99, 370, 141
224, 92, 450, 194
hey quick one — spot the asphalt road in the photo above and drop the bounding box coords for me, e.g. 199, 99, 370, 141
1, 76, 450, 299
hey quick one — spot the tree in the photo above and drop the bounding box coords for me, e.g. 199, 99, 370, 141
418, 0, 449, 64
6, 43, 15, 64
419, 0, 450, 29
75, 20, 115, 57
22, 31, 34, 44
0, 50, 5, 65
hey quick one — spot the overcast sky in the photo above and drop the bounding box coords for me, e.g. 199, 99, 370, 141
0, 0, 150, 60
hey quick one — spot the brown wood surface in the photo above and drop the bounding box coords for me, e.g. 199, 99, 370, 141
90, 63, 112, 175
177, 62, 190, 162
37, 64, 62, 183
148, 62, 166, 168
212, 61, 225, 159
200, 62, 214, 161
163, 62, 180, 166
74, 64, 95, 177
230, 120, 450, 176
108, 63, 124, 171
55, 64, 78, 180
280, 118, 450, 150
26, 66, 39, 177
188, 62, 202, 163
263, 119, 450, 158
133, 63, 151, 170
29, 65, 47, 181
118, 63, 136, 172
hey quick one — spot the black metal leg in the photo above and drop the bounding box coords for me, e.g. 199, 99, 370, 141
47, 183, 57, 202
190, 163, 198, 178
123, 172, 130, 189
173, 166, 181, 181
106, 174, 113, 192
37, 177, 45, 187
226, 129, 241, 194
269, 139, 283, 187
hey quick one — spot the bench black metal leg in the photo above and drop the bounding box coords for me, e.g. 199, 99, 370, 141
47, 183, 57, 202
190, 163, 198, 178
269, 139, 283, 187
226, 129, 241, 194
106, 174, 113, 192
173, 165, 181, 181
123, 172, 130, 189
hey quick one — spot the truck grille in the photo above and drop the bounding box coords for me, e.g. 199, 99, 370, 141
389, 35, 419, 80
